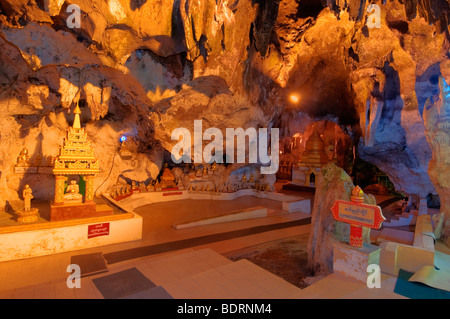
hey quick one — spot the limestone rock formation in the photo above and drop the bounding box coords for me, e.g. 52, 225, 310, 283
424, 77, 450, 244
0, 0, 449, 244
307, 163, 375, 275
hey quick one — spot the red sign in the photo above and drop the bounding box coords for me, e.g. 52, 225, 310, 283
88, 223, 110, 239
163, 191, 183, 196
331, 200, 385, 229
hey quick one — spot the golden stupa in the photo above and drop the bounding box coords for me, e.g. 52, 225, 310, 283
292, 124, 331, 187
52, 103, 99, 205
297, 125, 330, 168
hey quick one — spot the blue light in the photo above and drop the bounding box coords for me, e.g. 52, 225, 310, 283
120, 135, 127, 143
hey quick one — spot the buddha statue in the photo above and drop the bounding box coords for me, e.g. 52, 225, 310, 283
16, 148, 31, 167
64, 179, 83, 203
161, 164, 177, 188
202, 166, 209, 178
46, 155, 55, 167
23, 184, 33, 211
33, 155, 42, 167
132, 181, 139, 193
17, 184, 39, 223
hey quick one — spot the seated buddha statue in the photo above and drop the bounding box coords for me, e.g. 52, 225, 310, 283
16, 148, 31, 167
64, 179, 83, 203
161, 164, 177, 188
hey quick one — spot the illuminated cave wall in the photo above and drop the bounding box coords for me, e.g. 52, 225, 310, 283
0, 0, 450, 238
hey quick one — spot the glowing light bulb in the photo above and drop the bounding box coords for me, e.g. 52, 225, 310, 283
120, 135, 127, 143
289, 93, 300, 104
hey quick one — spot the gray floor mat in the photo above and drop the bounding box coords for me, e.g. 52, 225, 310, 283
92, 267, 157, 299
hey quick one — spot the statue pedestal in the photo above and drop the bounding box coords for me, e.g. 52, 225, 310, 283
333, 241, 381, 283
50, 202, 113, 221
17, 208, 39, 223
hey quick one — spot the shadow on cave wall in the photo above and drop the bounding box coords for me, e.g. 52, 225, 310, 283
356, 60, 432, 195
416, 62, 442, 117
130, 0, 147, 11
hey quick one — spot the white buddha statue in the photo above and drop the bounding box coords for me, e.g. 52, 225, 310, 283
64, 179, 83, 203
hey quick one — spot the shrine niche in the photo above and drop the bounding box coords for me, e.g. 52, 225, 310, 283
50, 104, 112, 221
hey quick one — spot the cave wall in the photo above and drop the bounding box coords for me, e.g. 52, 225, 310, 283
0, 0, 449, 238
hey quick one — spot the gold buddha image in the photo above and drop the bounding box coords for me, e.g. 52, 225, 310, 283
161, 164, 176, 188
16, 148, 31, 167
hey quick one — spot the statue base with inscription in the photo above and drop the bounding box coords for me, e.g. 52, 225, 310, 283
333, 241, 381, 283
50, 202, 113, 221
17, 208, 40, 223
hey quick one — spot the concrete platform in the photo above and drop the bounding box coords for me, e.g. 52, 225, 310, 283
0, 212, 142, 262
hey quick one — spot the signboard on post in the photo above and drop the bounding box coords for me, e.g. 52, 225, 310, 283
331, 200, 384, 229
331, 186, 385, 247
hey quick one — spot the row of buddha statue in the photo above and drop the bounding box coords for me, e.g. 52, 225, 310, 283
109, 164, 271, 200
16, 148, 56, 168
109, 178, 179, 200
188, 182, 270, 193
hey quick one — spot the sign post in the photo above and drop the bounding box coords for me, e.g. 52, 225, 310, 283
331, 186, 385, 247
331, 186, 386, 284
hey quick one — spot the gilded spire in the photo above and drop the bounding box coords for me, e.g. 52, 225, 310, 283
73, 102, 81, 129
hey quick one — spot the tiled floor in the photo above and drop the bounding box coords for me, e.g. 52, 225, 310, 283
0, 221, 311, 297
1, 245, 408, 299
0, 189, 435, 299
296, 273, 406, 299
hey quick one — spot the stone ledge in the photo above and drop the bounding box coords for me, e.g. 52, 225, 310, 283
0, 211, 135, 234
333, 241, 381, 283
379, 214, 435, 276
173, 206, 268, 230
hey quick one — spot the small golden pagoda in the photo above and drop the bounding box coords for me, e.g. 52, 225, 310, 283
53, 103, 99, 204
298, 126, 330, 167
50, 104, 110, 221
292, 124, 330, 187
